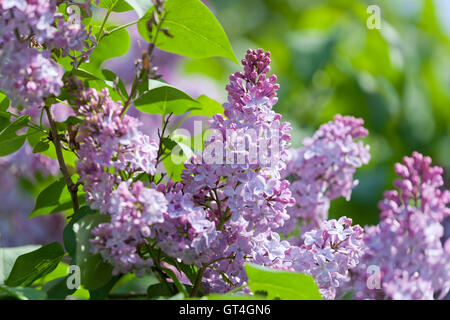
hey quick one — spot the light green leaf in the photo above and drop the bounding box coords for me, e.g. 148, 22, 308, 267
245, 263, 322, 300
82, 23, 130, 77
73, 213, 113, 290
96, 0, 133, 12
0, 284, 47, 300
138, 0, 238, 63
5, 242, 65, 287
135, 81, 201, 115
190, 94, 223, 116
0, 246, 40, 284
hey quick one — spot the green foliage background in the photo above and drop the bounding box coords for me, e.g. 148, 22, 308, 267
179, 0, 450, 226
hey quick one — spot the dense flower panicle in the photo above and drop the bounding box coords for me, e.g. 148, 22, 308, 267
284, 217, 365, 300
153, 182, 218, 265
0, 0, 95, 110
351, 152, 450, 300
90, 181, 168, 276
76, 88, 159, 212
280, 114, 370, 238
174, 49, 295, 291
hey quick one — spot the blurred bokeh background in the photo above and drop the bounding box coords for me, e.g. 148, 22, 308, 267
1, 0, 449, 246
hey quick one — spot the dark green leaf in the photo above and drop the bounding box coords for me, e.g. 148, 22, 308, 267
147, 283, 172, 299
32, 140, 50, 154
73, 213, 113, 290
89, 275, 121, 300
27, 127, 78, 167
5, 242, 65, 287
29, 177, 85, 218
42, 276, 76, 300
63, 206, 97, 258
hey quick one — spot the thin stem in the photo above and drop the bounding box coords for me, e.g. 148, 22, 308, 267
119, 11, 168, 117
45, 105, 79, 213
107, 19, 141, 35
96, 0, 119, 41
190, 265, 206, 298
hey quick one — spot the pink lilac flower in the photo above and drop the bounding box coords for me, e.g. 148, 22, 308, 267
280, 115, 370, 239
90, 181, 168, 276
350, 152, 450, 300
76, 88, 159, 213
0, 0, 95, 110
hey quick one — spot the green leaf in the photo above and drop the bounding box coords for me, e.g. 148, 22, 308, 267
190, 94, 223, 117
96, 0, 133, 12
42, 276, 77, 300
101, 69, 129, 100
244, 263, 322, 300
0, 115, 29, 139
0, 245, 40, 284
0, 115, 30, 155
135, 81, 201, 115
29, 177, 85, 218
63, 206, 96, 258
32, 140, 50, 154
82, 23, 130, 77
0, 96, 9, 112
89, 275, 121, 300
0, 134, 26, 156
138, 0, 238, 63
27, 127, 78, 168
147, 283, 172, 299
124, 0, 153, 18
73, 213, 113, 290
0, 284, 47, 300
161, 267, 188, 296
5, 242, 65, 287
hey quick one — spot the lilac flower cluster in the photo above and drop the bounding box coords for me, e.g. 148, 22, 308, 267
351, 152, 450, 299
280, 115, 371, 239
76, 88, 159, 213
164, 50, 365, 298
0, 0, 95, 111
74, 87, 166, 274
90, 181, 167, 275
152, 181, 218, 265
282, 217, 365, 299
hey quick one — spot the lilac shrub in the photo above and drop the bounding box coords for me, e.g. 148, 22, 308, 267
0, 0, 448, 301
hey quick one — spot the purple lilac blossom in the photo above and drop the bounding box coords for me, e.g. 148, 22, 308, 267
0, 0, 95, 111
280, 115, 370, 240
350, 152, 450, 300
